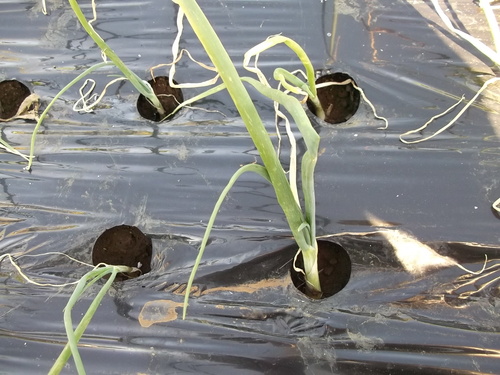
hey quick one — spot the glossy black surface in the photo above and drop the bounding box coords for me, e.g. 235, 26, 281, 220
0, 0, 499, 373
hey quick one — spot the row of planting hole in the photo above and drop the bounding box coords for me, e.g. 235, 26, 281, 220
1, 74, 356, 299
1, 72, 360, 123
92, 224, 351, 300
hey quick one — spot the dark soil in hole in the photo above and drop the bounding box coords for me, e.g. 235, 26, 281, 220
136, 76, 183, 122
0, 80, 31, 120
92, 225, 152, 281
290, 240, 351, 298
307, 72, 360, 124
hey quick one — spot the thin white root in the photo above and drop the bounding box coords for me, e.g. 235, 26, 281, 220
164, 8, 220, 89
17, 251, 94, 267
72, 77, 127, 113
0, 145, 30, 161
351, 81, 389, 129
453, 260, 500, 298
292, 248, 305, 275
88, 0, 103, 38
151, 49, 220, 89
317, 80, 389, 129
493, 197, 500, 213
400, 77, 500, 144
429, 0, 500, 64
0, 251, 138, 287
399, 96, 465, 144
455, 254, 488, 275
0, 253, 79, 287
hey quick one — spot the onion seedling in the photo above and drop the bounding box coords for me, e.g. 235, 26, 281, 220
0, 249, 136, 375
22, 0, 173, 170
49, 264, 137, 375
24, 61, 115, 170
67, 0, 165, 118
169, 0, 325, 318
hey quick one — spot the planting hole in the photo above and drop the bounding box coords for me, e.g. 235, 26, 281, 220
137, 76, 183, 122
92, 225, 152, 281
291, 240, 351, 298
307, 72, 360, 124
0, 80, 32, 120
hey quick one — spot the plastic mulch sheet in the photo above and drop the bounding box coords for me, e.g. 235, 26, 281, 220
0, 1, 499, 373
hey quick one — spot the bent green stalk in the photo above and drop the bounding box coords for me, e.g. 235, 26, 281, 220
173, 1, 309, 246
182, 164, 270, 319
173, 0, 322, 317
49, 265, 134, 375
242, 76, 320, 294
243, 35, 325, 119
68, 0, 165, 117
26, 61, 114, 170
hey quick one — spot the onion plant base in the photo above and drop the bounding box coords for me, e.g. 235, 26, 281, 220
291, 240, 351, 299
0, 80, 32, 120
92, 225, 152, 280
136, 76, 184, 121
307, 72, 361, 124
